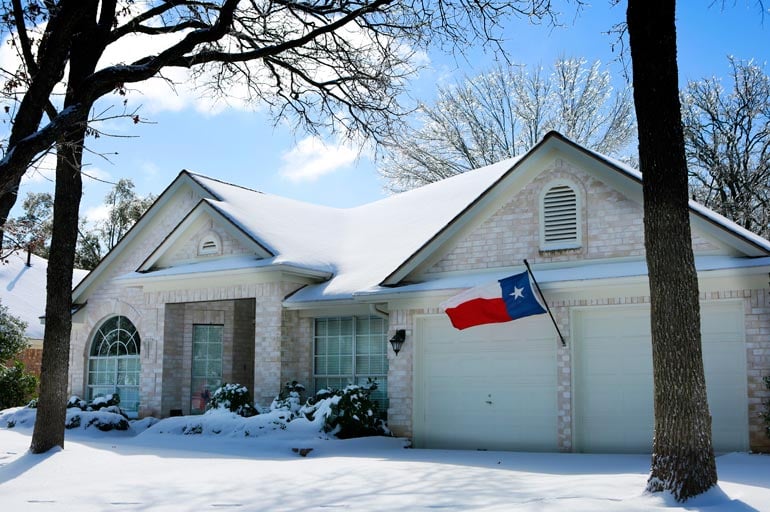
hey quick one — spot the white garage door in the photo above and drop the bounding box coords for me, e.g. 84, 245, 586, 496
573, 302, 748, 453
414, 314, 558, 451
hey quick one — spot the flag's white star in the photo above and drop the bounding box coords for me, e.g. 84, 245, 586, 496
511, 286, 524, 300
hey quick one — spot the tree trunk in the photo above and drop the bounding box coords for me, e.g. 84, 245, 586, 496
29, 128, 84, 453
30, 0, 108, 453
626, 0, 717, 501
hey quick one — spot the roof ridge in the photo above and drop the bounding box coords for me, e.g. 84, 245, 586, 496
183, 169, 265, 196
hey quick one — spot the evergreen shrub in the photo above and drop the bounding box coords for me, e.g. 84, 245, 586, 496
0, 361, 37, 409
207, 383, 258, 417
303, 379, 389, 439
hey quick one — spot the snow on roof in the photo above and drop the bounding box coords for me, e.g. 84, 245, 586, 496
353, 255, 770, 298
187, 157, 520, 302
173, 133, 770, 305
0, 251, 89, 339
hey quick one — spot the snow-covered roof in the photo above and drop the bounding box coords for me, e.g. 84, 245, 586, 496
353, 255, 770, 299
108, 131, 770, 307
0, 251, 89, 339
186, 155, 520, 302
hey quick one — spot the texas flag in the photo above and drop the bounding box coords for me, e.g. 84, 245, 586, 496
441, 271, 547, 330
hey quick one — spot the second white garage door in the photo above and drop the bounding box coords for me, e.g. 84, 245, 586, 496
413, 314, 559, 451
573, 302, 748, 453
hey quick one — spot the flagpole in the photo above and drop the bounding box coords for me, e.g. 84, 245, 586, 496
523, 259, 566, 347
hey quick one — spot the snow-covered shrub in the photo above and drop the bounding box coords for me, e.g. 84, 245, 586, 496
90, 393, 121, 411
66, 410, 130, 431
65, 414, 81, 429
183, 423, 203, 435
270, 380, 305, 416
67, 396, 87, 410
66, 394, 129, 421
207, 383, 258, 417
302, 380, 389, 439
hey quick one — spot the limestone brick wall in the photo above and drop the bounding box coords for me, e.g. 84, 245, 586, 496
70, 278, 304, 418
280, 310, 313, 394
233, 299, 256, 391
745, 289, 770, 452
162, 303, 185, 413
251, 282, 305, 406
69, 189, 200, 416
427, 160, 719, 274
385, 307, 418, 438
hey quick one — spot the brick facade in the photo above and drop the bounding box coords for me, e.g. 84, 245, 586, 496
16, 345, 43, 378
387, 159, 770, 452
427, 159, 719, 274
67, 155, 770, 453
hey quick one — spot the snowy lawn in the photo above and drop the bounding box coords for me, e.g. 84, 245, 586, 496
1, 409, 769, 511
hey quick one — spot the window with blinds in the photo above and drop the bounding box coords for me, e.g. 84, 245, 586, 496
540, 183, 581, 250
313, 316, 389, 414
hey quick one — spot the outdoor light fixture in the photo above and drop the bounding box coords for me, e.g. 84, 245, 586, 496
389, 329, 406, 355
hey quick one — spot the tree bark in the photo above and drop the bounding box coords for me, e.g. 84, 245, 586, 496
30, 0, 107, 453
29, 127, 84, 453
626, 0, 717, 501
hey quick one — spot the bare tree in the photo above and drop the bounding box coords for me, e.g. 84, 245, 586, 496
0, 0, 564, 453
379, 57, 635, 192
1, 191, 52, 260
627, 0, 717, 501
682, 57, 770, 237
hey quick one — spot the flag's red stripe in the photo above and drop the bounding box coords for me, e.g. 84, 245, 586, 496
445, 297, 511, 330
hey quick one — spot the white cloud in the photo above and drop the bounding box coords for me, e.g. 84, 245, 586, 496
82, 203, 111, 224
279, 136, 361, 183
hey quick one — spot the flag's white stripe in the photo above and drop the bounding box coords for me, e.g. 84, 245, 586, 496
440, 280, 501, 310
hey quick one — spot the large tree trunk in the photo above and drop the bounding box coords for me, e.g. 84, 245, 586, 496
30, 0, 109, 453
30, 127, 84, 453
626, 0, 717, 501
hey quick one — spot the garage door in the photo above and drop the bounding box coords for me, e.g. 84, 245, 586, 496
413, 314, 558, 451
573, 302, 748, 453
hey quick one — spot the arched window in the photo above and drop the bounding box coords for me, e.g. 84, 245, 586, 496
540, 181, 582, 250
87, 316, 141, 416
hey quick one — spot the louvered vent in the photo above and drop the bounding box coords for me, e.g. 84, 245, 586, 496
543, 185, 578, 245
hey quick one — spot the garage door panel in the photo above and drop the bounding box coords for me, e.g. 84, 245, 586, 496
574, 303, 748, 453
415, 315, 558, 451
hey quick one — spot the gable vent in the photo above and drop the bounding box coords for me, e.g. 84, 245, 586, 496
198, 231, 222, 256
542, 185, 579, 246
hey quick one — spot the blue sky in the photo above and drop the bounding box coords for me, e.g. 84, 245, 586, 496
13, 1, 770, 223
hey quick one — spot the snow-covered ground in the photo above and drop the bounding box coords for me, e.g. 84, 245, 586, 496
1, 408, 768, 511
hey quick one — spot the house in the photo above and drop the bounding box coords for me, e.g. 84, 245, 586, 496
68, 132, 770, 453
0, 250, 88, 376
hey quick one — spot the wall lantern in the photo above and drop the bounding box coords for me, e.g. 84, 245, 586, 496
389, 329, 406, 355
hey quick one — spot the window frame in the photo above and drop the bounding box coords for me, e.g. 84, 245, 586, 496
312, 316, 389, 411
190, 323, 224, 414
87, 315, 141, 417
